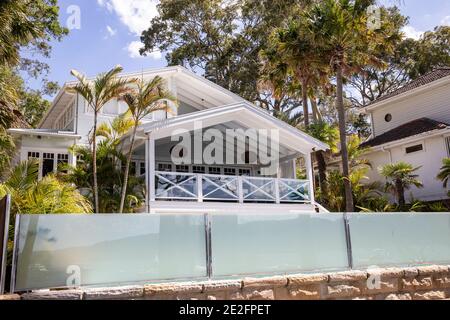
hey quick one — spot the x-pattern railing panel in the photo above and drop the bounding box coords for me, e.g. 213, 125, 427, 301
155, 172, 198, 199
202, 175, 239, 200
278, 179, 309, 202
242, 177, 276, 202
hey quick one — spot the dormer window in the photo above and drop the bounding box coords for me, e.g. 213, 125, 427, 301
385, 114, 392, 122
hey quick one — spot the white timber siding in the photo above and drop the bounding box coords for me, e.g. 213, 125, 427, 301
371, 82, 450, 137
365, 135, 449, 202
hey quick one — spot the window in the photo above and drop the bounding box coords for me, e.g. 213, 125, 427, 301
140, 162, 146, 176
385, 114, 392, 122
405, 144, 423, 154
57, 154, 69, 172
158, 163, 172, 172
446, 137, 450, 157
239, 168, 251, 176
208, 167, 221, 175
192, 166, 206, 174
42, 153, 55, 177
28, 152, 40, 160
224, 168, 236, 176
176, 165, 189, 173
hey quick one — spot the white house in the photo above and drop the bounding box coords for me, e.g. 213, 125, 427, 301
362, 67, 450, 202
7, 66, 328, 213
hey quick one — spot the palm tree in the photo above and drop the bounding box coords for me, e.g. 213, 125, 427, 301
437, 158, 450, 191
303, 0, 393, 212
306, 121, 339, 204
0, 160, 92, 214
67, 66, 135, 213
262, 17, 327, 128
380, 162, 423, 207
119, 76, 177, 213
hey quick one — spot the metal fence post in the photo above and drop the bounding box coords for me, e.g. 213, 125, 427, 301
343, 212, 354, 269
0, 195, 11, 294
10, 214, 20, 293
204, 213, 213, 279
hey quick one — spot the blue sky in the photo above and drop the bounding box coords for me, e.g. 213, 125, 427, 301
24, 0, 450, 95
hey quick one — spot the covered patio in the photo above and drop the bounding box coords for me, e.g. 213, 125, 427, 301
125, 102, 328, 213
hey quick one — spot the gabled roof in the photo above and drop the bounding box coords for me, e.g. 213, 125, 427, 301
360, 118, 450, 148
38, 66, 246, 129
142, 102, 329, 153
7, 128, 81, 139
365, 67, 450, 111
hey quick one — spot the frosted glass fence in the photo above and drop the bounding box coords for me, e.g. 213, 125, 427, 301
211, 214, 348, 276
348, 213, 450, 268
12, 214, 207, 291
10, 213, 450, 292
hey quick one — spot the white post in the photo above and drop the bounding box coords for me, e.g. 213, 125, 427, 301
145, 139, 150, 212
275, 178, 280, 204
197, 174, 203, 202
305, 152, 315, 204
238, 176, 244, 203
148, 135, 156, 204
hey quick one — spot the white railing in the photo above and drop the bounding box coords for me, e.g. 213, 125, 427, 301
155, 171, 310, 204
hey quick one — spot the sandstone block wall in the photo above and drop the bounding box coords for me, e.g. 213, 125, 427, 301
3, 265, 450, 300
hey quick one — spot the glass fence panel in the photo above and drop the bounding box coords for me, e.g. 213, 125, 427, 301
242, 178, 276, 202
202, 175, 239, 201
155, 172, 198, 199
278, 179, 310, 202
210, 213, 348, 277
348, 213, 450, 269
14, 214, 207, 291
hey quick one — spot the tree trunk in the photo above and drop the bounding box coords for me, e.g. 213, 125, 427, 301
336, 66, 354, 212
92, 112, 99, 213
310, 97, 322, 123
316, 150, 328, 203
119, 124, 138, 213
301, 79, 309, 127
396, 179, 405, 207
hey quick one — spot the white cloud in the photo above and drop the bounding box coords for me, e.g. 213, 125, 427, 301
402, 25, 424, 40
441, 16, 450, 26
126, 40, 161, 59
106, 25, 117, 37
97, 0, 159, 35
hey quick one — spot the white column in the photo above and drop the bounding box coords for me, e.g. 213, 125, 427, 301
148, 135, 156, 205
145, 139, 150, 212
305, 152, 315, 204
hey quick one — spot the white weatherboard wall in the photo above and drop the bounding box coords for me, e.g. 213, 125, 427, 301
365, 135, 449, 202
370, 82, 450, 137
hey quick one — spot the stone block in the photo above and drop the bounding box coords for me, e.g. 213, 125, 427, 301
403, 267, 419, 278
362, 278, 399, 295
326, 284, 361, 299
202, 280, 242, 292
288, 273, 328, 286
84, 285, 144, 300
367, 267, 404, 279
417, 265, 449, 276
434, 275, 450, 288
144, 282, 203, 297
328, 270, 367, 283
242, 289, 275, 300
289, 284, 321, 300
21, 289, 83, 300
0, 294, 21, 300
384, 293, 412, 300
412, 291, 446, 300
242, 276, 288, 289
401, 276, 433, 291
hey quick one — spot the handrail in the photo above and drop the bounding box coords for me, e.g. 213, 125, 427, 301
154, 171, 312, 204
